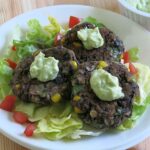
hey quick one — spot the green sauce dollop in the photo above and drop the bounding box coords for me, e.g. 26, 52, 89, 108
30, 52, 59, 82
126, 0, 150, 13
90, 69, 124, 101
77, 27, 104, 50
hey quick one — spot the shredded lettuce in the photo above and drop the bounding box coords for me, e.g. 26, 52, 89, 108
128, 47, 139, 62
35, 113, 83, 140
2, 26, 23, 61
32, 102, 82, 140
13, 40, 37, 61
68, 129, 101, 139
26, 16, 62, 49
29, 106, 50, 122
134, 63, 150, 104
118, 63, 150, 130
118, 95, 150, 130
2, 25, 36, 62
33, 102, 100, 140
82, 16, 105, 28
14, 101, 72, 121
5, 16, 62, 62
0, 59, 13, 100
26, 19, 52, 48
4, 25, 23, 49
14, 100, 50, 122
15, 100, 37, 117
1, 16, 150, 139
44, 16, 62, 36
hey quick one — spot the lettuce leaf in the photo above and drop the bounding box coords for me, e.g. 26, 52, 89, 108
128, 47, 139, 62
44, 16, 62, 36
26, 19, 52, 48
14, 100, 50, 122
14, 101, 72, 122
33, 103, 80, 140
34, 102, 101, 140
118, 63, 150, 130
13, 40, 37, 61
68, 129, 101, 139
29, 106, 50, 122
2, 26, 24, 61
15, 100, 100, 140
8, 17, 62, 62
133, 63, 150, 104
35, 113, 83, 140
118, 96, 150, 130
4, 25, 23, 50
48, 102, 72, 117
82, 16, 105, 28
0, 59, 13, 100
26, 17, 62, 49
2, 25, 36, 62
15, 100, 37, 117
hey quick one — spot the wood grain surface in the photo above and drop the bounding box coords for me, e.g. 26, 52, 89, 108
0, 0, 150, 150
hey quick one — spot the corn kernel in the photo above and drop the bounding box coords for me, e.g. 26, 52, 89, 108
125, 64, 130, 72
15, 84, 20, 89
73, 95, 81, 101
97, 61, 108, 69
120, 54, 123, 59
73, 42, 82, 48
51, 93, 61, 103
127, 67, 130, 72
74, 107, 82, 113
71, 61, 78, 70
90, 110, 97, 118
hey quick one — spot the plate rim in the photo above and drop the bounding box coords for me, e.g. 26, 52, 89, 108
0, 4, 150, 150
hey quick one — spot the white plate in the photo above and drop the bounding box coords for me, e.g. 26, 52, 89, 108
0, 5, 150, 150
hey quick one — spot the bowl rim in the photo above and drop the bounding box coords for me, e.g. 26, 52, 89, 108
118, 0, 150, 18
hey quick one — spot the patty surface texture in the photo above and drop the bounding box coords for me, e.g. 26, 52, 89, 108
71, 61, 139, 129
11, 46, 77, 105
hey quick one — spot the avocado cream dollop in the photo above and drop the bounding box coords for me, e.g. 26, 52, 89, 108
90, 69, 124, 101
30, 52, 59, 82
77, 27, 104, 50
126, 0, 150, 13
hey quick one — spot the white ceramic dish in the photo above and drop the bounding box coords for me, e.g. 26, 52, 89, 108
0, 5, 150, 150
118, 0, 150, 31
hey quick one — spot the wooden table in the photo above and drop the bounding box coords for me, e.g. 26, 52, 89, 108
0, 0, 150, 150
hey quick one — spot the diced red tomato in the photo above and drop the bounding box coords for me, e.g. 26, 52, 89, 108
0, 95, 16, 111
69, 16, 81, 28
11, 45, 17, 51
13, 111, 28, 124
6, 59, 17, 69
24, 123, 36, 137
54, 33, 62, 46
123, 51, 130, 64
129, 62, 138, 75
